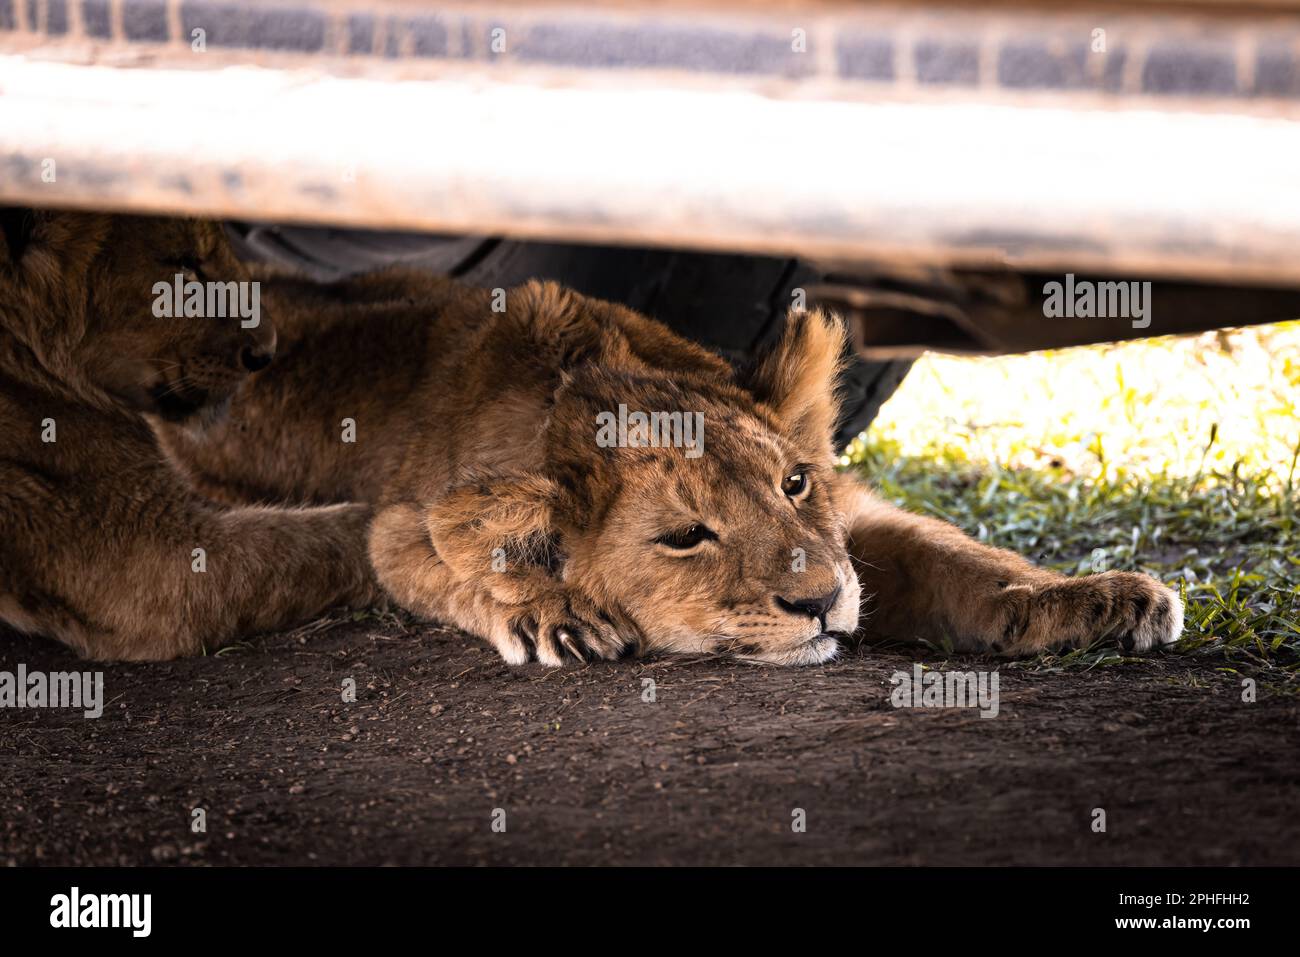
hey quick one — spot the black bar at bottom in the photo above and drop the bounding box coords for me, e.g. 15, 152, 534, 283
0, 866, 1277, 942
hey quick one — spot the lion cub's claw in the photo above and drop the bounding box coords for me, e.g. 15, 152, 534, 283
502, 595, 630, 667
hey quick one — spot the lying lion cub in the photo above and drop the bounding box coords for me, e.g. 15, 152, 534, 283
0, 210, 378, 660
156, 265, 1185, 666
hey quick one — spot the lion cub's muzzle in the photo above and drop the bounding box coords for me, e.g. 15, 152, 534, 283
774, 565, 860, 635
724, 565, 861, 665
146, 336, 276, 423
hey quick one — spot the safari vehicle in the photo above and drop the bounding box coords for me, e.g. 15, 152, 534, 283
5, 0, 1300, 445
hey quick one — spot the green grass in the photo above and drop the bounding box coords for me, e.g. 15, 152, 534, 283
844, 321, 1300, 686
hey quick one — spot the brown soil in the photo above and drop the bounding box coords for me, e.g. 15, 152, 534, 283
2, 615, 1296, 867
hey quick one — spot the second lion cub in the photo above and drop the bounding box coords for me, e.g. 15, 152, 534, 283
0, 210, 379, 661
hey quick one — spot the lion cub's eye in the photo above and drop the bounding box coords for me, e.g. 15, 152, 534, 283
782, 470, 811, 499
654, 524, 717, 551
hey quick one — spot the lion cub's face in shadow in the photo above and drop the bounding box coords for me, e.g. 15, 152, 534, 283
0, 209, 275, 423
548, 312, 861, 665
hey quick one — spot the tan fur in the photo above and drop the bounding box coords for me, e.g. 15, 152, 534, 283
0, 211, 379, 660
157, 269, 1184, 665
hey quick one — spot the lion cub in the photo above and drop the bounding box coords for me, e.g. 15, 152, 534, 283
156, 268, 1183, 666
0, 210, 379, 660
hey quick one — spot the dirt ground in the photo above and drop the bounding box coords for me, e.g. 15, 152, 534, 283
2, 614, 1296, 867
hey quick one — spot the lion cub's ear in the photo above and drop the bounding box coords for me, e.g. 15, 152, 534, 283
0, 209, 110, 285
743, 308, 847, 456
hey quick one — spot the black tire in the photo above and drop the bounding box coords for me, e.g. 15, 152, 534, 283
226, 225, 911, 448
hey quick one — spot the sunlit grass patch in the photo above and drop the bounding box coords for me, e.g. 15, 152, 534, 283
845, 321, 1300, 684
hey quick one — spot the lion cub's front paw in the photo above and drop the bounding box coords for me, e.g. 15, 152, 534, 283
999, 570, 1184, 655
499, 591, 633, 667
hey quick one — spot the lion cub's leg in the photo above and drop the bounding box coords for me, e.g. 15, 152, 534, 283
370, 493, 633, 667
837, 476, 1183, 654
10, 477, 381, 661
369, 504, 532, 665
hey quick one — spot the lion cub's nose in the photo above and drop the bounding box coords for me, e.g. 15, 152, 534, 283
775, 586, 842, 629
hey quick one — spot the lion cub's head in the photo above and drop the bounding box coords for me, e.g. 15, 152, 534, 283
0, 209, 275, 423
545, 309, 861, 665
